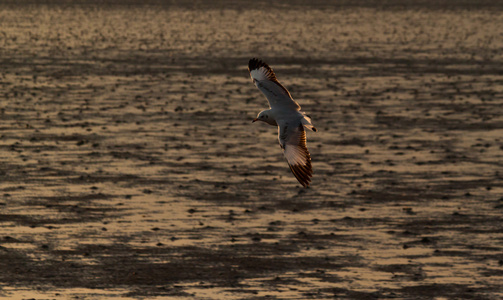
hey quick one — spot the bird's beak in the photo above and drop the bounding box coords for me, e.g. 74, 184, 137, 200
252, 118, 258, 123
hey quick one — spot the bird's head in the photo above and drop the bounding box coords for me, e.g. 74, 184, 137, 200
252, 110, 277, 126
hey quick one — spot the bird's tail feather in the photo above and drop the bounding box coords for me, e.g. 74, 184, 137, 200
301, 115, 317, 132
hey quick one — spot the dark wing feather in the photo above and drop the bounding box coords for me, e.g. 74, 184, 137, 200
248, 58, 301, 110
279, 123, 313, 187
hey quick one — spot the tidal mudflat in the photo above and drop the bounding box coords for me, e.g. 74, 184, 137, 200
0, 1, 502, 299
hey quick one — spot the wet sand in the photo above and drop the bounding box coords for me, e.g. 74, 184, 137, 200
1, 1, 503, 299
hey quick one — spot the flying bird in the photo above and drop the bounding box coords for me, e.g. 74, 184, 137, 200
248, 58, 317, 187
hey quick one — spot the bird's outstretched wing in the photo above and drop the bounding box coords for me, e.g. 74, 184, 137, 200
278, 122, 312, 187
248, 58, 301, 111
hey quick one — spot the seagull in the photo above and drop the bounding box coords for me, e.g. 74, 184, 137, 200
248, 58, 317, 187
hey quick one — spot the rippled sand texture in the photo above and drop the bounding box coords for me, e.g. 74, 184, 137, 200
1, 2, 503, 299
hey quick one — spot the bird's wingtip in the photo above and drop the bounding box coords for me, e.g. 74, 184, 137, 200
248, 58, 278, 82
288, 163, 312, 188
248, 58, 265, 71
